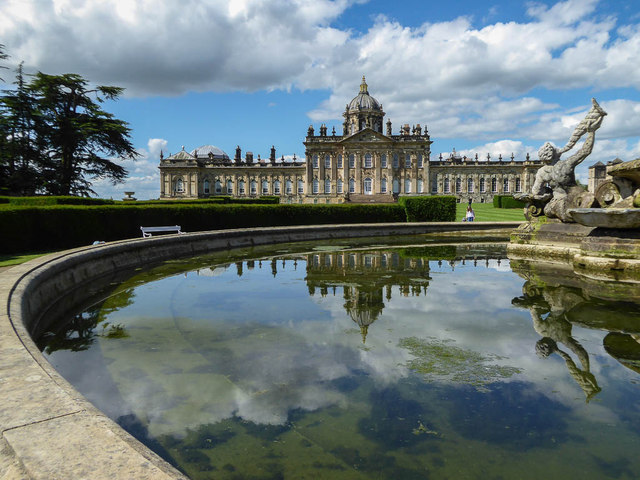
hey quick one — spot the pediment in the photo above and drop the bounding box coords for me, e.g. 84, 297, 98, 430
339, 128, 392, 145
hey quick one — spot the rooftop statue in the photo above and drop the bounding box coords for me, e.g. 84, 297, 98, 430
516, 98, 607, 222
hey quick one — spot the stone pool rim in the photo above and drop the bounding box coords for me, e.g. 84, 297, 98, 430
0, 222, 520, 479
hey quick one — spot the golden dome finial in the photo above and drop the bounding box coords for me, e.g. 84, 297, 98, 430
360, 75, 368, 94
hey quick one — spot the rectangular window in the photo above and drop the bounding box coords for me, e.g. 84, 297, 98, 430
298, 181, 304, 194
381, 154, 387, 168
432, 179, 437, 193
364, 154, 372, 168
393, 154, 399, 168
349, 154, 355, 168
417, 154, 423, 168
337, 154, 343, 168
405, 154, 411, 168
312, 155, 318, 168
324, 155, 331, 168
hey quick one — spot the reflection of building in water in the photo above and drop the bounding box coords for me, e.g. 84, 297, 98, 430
305, 250, 432, 342
204, 249, 507, 343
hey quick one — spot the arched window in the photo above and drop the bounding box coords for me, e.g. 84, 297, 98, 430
337, 178, 344, 194
337, 154, 343, 168
349, 177, 356, 193
364, 153, 372, 168
467, 178, 474, 193
312, 178, 319, 194
215, 180, 222, 194
455, 178, 461, 193
203, 179, 210, 194
393, 154, 399, 168
324, 155, 331, 168
175, 178, 184, 193
261, 180, 269, 195
298, 179, 304, 194
480, 178, 486, 193
312, 155, 319, 168
324, 178, 331, 193
515, 178, 521, 192
349, 154, 355, 168
250, 180, 257, 195
444, 178, 450, 193
404, 178, 411, 193
491, 178, 497, 192
432, 178, 438, 193
364, 177, 372, 194
503, 178, 510, 192
381, 154, 387, 168
285, 179, 293, 194
417, 178, 423, 193
227, 180, 233, 194
381, 177, 387, 193
393, 178, 400, 193
238, 180, 245, 194
274, 180, 281, 194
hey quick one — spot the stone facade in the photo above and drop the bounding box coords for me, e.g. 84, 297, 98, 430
159, 77, 548, 203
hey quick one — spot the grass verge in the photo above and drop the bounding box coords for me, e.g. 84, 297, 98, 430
0, 252, 54, 268
456, 203, 526, 222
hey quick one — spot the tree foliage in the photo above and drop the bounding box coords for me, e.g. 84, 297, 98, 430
0, 63, 138, 196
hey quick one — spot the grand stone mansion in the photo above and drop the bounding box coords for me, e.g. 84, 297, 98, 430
159, 77, 548, 203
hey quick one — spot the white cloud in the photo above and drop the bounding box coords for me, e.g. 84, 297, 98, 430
0, 0, 352, 96
91, 137, 165, 199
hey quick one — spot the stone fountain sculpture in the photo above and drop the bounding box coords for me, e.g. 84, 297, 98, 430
515, 98, 607, 223
509, 98, 640, 280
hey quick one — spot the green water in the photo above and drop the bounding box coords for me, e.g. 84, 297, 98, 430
39, 236, 640, 479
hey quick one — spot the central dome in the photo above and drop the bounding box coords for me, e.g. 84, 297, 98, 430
347, 76, 382, 113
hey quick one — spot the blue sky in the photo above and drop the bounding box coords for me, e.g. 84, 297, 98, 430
2, 0, 640, 199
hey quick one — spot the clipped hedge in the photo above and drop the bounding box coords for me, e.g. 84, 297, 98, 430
397, 196, 456, 222
492, 195, 525, 209
0, 203, 405, 253
0, 196, 463, 253
0, 196, 115, 206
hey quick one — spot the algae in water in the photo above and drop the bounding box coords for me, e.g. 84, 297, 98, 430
398, 336, 522, 388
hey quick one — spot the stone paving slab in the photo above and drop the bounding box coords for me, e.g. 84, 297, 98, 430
3, 413, 184, 480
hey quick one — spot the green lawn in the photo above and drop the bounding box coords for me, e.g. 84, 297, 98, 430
456, 203, 526, 222
0, 252, 53, 268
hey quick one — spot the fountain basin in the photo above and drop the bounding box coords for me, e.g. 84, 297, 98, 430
569, 208, 640, 229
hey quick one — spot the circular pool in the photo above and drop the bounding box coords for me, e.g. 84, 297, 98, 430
38, 235, 640, 480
